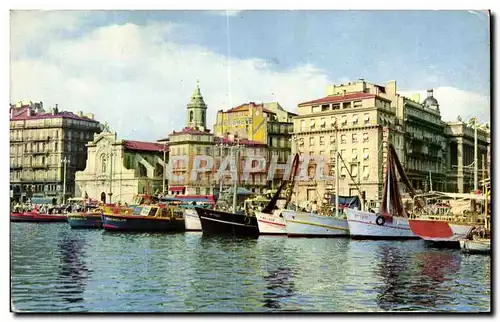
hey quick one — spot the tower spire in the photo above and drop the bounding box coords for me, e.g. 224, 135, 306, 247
186, 81, 207, 129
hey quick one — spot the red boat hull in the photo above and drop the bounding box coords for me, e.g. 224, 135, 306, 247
10, 212, 67, 223
408, 219, 474, 242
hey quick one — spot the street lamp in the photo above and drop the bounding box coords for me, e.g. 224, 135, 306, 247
162, 142, 167, 195
106, 151, 117, 203
61, 157, 70, 204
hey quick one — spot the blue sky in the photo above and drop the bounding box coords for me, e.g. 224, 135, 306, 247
10, 10, 490, 141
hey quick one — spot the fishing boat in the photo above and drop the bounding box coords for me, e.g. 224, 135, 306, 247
67, 211, 103, 229
102, 204, 185, 232
10, 211, 68, 223
255, 154, 300, 235
196, 206, 259, 236
460, 238, 490, 254
346, 144, 419, 239
160, 196, 215, 231
284, 210, 349, 237
408, 192, 486, 243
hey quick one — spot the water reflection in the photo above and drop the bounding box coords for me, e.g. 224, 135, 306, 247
376, 245, 462, 311
56, 235, 90, 308
262, 267, 296, 310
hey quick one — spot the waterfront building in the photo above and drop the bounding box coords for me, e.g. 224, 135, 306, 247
214, 101, 295, 187
400, 90, 448, 192
167, 84, 269, 196
293, 79, 405, 203
74, 130, 167, 204
9, 101, 101, 203
444, 120, 489, 193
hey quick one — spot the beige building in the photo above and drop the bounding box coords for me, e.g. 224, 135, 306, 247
293, 79, 405, 203
9, 101, 101, 203
444, 120, 489, 193
75, 131, 167, 204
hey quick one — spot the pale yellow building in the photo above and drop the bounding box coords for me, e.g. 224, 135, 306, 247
214, 101, 295, 187
9, 101, 101, 203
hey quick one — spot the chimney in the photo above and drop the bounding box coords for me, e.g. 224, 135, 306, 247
427, 89, 434, 98
77, 111, 83, 117
53, 104, 59, 115
10, 108, 13, 119
27, 108, 31, 117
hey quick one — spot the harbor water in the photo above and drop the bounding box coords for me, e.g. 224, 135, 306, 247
11, 223, 490, 312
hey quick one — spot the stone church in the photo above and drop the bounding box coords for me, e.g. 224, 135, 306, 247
75, 130, 167, 204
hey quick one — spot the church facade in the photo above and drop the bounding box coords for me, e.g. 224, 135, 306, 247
75, 130, 167, 204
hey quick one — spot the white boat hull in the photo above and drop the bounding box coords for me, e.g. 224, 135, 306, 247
255, 211, 286, 235
184, 208, 202, 231
460, 239, 490, 254
346, 209, 418, 239
283, 210, 349, 237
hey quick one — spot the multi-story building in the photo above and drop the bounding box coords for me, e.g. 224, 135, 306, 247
9, 101, 101, 203
293, 79, 405, 203
167, 84, 269, 196
75, 130, 167, 204
214, 101, 295, 187
444, 120, 489, 193
401, 90, 448, 192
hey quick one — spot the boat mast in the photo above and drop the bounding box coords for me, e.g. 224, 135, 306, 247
232, 144, 239, 213
335, 120, 339, 217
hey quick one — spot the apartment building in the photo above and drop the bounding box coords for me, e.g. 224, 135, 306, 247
9, 101, 101, 203
214, 101, 295, 187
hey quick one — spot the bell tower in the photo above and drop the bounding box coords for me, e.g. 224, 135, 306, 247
186, 80, 207, 129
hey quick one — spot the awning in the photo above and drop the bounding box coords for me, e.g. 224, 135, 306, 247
168, 186, 185, 192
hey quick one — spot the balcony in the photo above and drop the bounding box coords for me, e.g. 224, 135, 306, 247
31, 164, 49, 169
31, 136, 51, 142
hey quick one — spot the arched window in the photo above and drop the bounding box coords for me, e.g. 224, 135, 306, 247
190, 111, 194, 122
201, 111, 205, 122
101, 154, 107, 173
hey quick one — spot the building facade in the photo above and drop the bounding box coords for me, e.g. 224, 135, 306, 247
75, 131, 167, 204
402, 90, 448, 192
214, 101, 295, 187
293, 79, 405, 203
444, 120, 489, 193
168, 84, 269, 196
9, 101, 101, 203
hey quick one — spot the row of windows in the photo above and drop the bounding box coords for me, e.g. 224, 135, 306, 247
299, 132, 371, 147
306, 163, 371, 179
303, 148, 371, 161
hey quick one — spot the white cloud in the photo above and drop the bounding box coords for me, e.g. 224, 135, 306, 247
10, 16, 332, 141
400, 87, 490, 124
11, 12, 489, 143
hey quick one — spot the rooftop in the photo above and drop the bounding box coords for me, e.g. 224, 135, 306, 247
224, 102, 276, 115
298, 92, 383, 107
10, 105, 98, 123
123, 140, 167, 152
170, 127, 212, 136
214, 136, 267, 147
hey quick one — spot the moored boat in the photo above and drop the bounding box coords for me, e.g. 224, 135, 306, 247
102, 205, 185, 232
407, 219, 474, 242
255, 210, 287, 235
460, 238, 490, 254
346, 209, 417, 239
184, 208, 202, 231
284, 210, 349, 237
195, 207, 259, 236
346, 144, 419, 239
10, 212, 67, 223
67, 212, 103, 229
